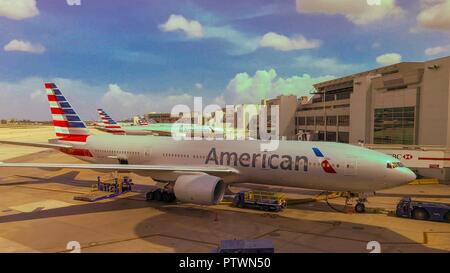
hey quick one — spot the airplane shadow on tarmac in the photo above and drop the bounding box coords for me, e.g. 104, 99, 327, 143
0, 171, 92, 187
134, 205, 446, 253
0, 170, 155, 194
0, 190, 445, 252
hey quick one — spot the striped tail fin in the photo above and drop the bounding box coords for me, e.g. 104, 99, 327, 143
44, 82, 90, 142
97, 109, 125, 134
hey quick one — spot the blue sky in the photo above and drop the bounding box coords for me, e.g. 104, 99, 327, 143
1, 0, 450, 120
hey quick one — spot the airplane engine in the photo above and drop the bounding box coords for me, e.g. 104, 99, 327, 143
173, 174, 225, 205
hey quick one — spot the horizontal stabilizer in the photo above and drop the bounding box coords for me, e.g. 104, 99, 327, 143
0, 140, 72, 149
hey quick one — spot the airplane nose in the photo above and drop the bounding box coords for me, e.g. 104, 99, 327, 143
399, 168, 416, 183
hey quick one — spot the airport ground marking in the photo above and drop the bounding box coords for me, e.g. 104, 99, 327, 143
59, 233, 219, 253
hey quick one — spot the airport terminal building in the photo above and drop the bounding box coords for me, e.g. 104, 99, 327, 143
263, 56, 450, 181
295, 55, 450, 146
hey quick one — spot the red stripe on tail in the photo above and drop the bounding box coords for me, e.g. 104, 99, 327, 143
53, 120, 69, 127
50, 108, 64, 114
47, 95, 57, 102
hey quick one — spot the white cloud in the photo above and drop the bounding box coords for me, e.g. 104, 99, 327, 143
221, 69, 335, 104
296, 0, 405, 25
0, 77, 101, 121
0, 71, 337, 121
376, 53, 402, 66
203, 25, 260, 55
417, 0, 450, 32
295, 55, 362, 75
259, 32, 321, 51
4, 39, 45, 54
158, 14, 261, 55
159, 14, 203, 38
101, 84, 194, 119
0, 0, 39, 20
0, 77, 196, 121
425, 44, 450, 56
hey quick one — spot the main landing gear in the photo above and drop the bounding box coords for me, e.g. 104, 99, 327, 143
146, 183, 176, 203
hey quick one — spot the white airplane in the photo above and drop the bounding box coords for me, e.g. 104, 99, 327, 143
0, 83, 416, 212
96, 108, 223, 137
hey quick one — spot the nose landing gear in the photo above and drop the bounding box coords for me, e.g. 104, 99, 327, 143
354, 198, 367, 213
341, 192, 369, 213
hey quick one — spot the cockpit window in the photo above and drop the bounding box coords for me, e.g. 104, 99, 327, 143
387, 162, 404, 168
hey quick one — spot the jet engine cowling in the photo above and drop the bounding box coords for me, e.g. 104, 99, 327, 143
173, 174, 225, 205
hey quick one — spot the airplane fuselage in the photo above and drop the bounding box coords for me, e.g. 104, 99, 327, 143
59, 135, 415, 192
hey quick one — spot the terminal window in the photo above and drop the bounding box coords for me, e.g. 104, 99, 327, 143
326, 116, 337, 126
338, 132, 349, 143
373, 106, 415, 144
326, 131, 337, 142
312, 95, 323, 103
317, 131, 325, 141
300, 117, 305, 125
316, 116, 325, 126
338, 115, 350, 126
325, 93, 335, 102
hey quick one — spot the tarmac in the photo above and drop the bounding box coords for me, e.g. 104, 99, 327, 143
0, 125, 449, 253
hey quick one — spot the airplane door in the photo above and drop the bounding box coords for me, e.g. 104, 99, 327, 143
141, 148, 152, 163
344, 159, 357, 176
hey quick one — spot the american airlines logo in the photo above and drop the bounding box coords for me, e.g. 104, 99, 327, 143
205, 147, 309, 171
204, 147, 337, 174
312, 147, 336, 173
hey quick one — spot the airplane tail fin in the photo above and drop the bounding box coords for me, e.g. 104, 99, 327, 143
44, 82, 90, 142
97, 109, 125, 134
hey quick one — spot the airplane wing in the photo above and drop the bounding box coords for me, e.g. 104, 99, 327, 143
0, 162, 239, 177
0, 140, 72, 149
139, 130, 172, 136
96, 127, 171, 136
